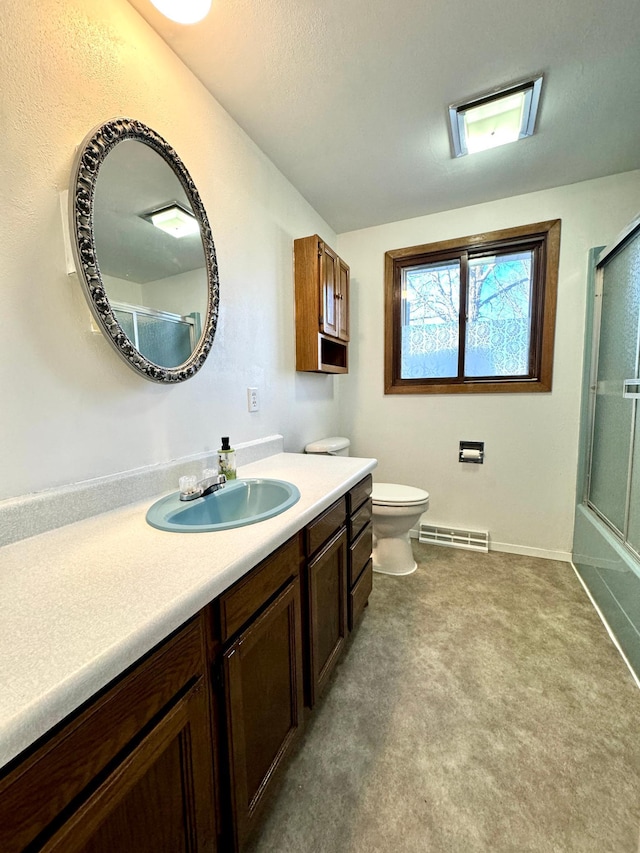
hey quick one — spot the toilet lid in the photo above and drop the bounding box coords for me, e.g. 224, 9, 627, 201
372, 482, 429, 506
304, 436, 350, 454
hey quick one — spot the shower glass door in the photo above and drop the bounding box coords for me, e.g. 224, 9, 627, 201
628, 404, 640, 553
587, 221, 640, 551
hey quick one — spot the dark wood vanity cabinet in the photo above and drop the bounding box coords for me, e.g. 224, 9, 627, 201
213, 535, 304, 851
294, 235, 350, 374
0, 615, 219, 853
0, 480, 374, 853
347, 475, 374, 630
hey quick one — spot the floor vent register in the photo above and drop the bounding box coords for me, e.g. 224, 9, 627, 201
419, 523, 489, 553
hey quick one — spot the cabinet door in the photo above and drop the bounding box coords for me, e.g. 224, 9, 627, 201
38, 678, 217, 853
320, 241, 339, 338
223, 578, 304, 850
337, 257, 350, 342
306, 528, 348, 707
0, 618, 217, 853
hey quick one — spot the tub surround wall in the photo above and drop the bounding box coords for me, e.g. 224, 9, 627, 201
0, 0, 341, 505
573, 506, 640, 683
337, 172, 640, 559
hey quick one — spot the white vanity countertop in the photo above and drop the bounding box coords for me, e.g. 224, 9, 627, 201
0, 452, 376, 771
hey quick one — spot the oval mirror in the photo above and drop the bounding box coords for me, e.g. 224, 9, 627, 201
70, 118, 219, 382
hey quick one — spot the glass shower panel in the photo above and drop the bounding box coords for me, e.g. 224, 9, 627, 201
114, 309, 136, 344
627, 408, 640, 553
619, 236, 640, 551
588, 236, 640, 534
137, 314, 193, 368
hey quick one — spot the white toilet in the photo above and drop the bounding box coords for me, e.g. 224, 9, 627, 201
304, 437, 429, 576
371, 483, 429, 576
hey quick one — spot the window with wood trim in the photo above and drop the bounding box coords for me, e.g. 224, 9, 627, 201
384, 220, 560, 394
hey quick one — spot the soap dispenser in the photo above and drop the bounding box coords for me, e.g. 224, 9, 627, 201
218, 436, 237, 480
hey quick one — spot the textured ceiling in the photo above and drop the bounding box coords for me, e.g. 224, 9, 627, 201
127, 0, 640, 233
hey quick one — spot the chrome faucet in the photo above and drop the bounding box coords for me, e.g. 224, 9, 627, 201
179, 471, 227, 502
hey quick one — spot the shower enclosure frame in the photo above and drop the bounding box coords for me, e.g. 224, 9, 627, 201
583, 213, 640, 557
573, 212, 640, 684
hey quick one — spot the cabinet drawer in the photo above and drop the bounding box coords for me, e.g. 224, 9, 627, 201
348, 475, 372, 515
349, 559, 373, 630
218, 534, 302, 642
0, 617, 207, 853
349, 498, 372, 542
349, 522, 373, 587
305, 497, 346, 557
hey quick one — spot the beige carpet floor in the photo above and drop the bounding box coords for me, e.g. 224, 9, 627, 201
248, 543, 640, 853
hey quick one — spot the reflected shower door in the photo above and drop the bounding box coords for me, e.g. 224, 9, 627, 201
588, 225, 640, 541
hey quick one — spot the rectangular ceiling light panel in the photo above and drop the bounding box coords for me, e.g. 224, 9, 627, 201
449, 76, 543, 158
147, 204, 200, 239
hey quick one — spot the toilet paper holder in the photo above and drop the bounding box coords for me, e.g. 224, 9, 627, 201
459, 441, 484, 464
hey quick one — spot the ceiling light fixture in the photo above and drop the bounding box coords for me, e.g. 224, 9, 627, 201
149, 0, 212, 24
144, 203, 201, 238
449, 76, 543, 158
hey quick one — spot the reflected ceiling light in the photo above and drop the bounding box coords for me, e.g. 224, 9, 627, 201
449, 76, 543, 157
149, 0, 212, 24
144, 203, 200, 238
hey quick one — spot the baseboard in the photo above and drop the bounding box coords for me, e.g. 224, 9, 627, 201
410, 528, 571, 562
490, 541, 572, 562
571, 562, 640, 690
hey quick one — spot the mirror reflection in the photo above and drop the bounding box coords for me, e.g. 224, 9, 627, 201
93, 139, 209, 369
70, 118, 219, 383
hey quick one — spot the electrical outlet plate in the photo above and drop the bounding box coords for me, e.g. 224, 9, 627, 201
247, 387, 259, 412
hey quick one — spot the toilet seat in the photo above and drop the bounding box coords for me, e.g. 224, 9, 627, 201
372, 483, 429, 507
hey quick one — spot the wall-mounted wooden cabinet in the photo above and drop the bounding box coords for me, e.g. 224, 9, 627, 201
294, 235, 350, 373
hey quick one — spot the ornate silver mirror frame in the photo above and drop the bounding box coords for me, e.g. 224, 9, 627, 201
70, 117, 219, 383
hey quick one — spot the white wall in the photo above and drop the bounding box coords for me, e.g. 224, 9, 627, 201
337, 173, 640, 558
2, 0, 637, 559
0, 0, 342, 502
142, 270, 208, 319
102, 275, 145, 307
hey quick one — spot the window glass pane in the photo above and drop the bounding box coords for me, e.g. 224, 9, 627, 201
464, 250, 533, 377
400, 260, 460, 379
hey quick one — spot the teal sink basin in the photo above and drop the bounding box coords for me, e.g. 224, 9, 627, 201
146, 478, 301, 533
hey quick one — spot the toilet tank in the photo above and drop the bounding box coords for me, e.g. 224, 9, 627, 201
304, 436, 351, 457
